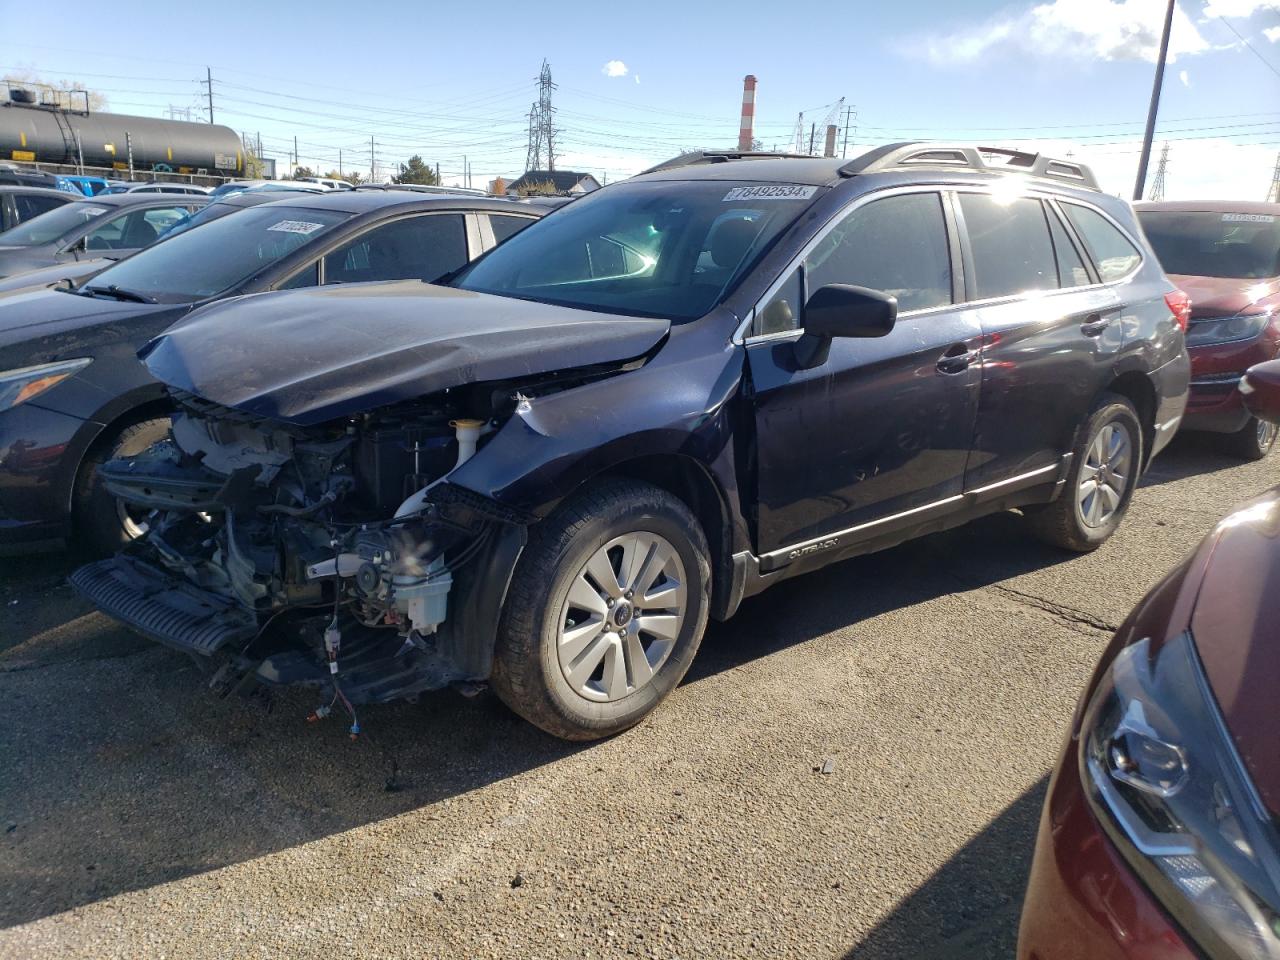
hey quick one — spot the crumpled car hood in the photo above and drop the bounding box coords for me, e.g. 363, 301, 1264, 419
142, 281, 671, 426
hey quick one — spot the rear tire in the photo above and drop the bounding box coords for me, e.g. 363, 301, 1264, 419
1222, 416, 1277, 462
1026, 394, 1143, 553
491, 478, 711, 741
73, 416, 170, 556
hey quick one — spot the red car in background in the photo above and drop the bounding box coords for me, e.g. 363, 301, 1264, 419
1137, 201, 1280, 460
1017, 358, 1280, 960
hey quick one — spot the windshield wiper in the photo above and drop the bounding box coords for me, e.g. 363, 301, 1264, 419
83, 284, 157, 304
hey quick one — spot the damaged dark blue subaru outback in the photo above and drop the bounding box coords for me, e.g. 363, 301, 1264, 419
72, 145, 1191, 740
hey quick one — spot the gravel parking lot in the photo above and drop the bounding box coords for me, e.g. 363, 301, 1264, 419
0, 434, 1272, 960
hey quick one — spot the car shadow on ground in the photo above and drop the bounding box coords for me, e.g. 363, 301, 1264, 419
842, 776, 1050, 960
1, 435, 1218, 930
1139, 431, 1248, 489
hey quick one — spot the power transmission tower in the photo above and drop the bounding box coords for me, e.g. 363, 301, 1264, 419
1267, 152, 1280, 203
524, 60, 558, 172
792, 112, 805, 154
1149, 142, 1169, 201
202, 67, 214, 124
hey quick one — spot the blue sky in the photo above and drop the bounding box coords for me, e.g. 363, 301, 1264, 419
4, 0, 1279, 198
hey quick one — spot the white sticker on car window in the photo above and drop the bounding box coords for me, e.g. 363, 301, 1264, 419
267, 220, 326, 235
1222, 213, 1275, 223
723, 185, 817, 202
81, 206, 108, 216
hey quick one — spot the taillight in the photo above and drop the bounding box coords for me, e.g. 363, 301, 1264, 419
1164, 290, 1191, 332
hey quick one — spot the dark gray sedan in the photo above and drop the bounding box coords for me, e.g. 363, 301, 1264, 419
0, 193, 207, 278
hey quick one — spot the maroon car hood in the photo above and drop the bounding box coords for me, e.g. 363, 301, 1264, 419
1168, 272, 1280, 320
1188, 487, 1280, 819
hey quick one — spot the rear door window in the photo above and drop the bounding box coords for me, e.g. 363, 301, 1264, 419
322, 214, 468, 284
805, 191, 953, 313
1061, 204, 1142, 282
958, 194, 1057, 300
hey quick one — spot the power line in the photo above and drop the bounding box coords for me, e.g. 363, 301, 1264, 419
1212, 15, 1280, 83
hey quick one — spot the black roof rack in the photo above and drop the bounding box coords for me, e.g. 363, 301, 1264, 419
839, 142, 1100, 191
639, 150, 822, 175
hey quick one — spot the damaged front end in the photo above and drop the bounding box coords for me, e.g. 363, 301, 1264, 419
69, 376, 568, 717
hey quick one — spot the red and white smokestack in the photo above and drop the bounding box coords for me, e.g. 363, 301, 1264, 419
737, 75, 757, 153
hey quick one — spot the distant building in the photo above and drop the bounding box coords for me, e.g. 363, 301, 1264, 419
504, 170, 600, 197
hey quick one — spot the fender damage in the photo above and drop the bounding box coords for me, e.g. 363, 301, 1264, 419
70, 285, 748, 720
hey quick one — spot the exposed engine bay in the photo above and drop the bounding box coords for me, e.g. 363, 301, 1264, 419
70, 366, 621, 732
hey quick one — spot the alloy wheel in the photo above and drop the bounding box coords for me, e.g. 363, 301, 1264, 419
1256, 419, 1278, 453
1077, 420, 1133, 529
557, 532, 687, 703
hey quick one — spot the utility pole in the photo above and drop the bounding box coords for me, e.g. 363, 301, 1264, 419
807, 122, 816, 156
464, 155, 468, 188
204, 67, 214, 124
1149, 142, 1169, 200
435, 162, 440, 184
293, 136, 298, 175
1133, 0, 1175, 201
370, 135, 376, 182
339, 148, 343, 178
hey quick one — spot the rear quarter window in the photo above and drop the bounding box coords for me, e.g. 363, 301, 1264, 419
1062, 203, 1142, 282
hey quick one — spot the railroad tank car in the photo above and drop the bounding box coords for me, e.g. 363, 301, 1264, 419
0, 96, 243, 174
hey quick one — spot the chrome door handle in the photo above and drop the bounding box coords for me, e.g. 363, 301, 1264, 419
937, 346, 980, 374
1080, 314, 1115, 337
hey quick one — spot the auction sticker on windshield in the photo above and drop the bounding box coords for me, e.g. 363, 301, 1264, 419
267, 220, 326, 235
1222, 213, 1275, 223
723, 185, 818, 202
81, 207, 108, 216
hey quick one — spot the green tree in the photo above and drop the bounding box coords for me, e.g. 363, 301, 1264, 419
392, 155, 438, 186
292, 166, 316, 180
325, 169, 365, 186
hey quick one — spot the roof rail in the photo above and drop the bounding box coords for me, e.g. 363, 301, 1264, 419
838, 142, 1100, 191
639, 150, 822, 175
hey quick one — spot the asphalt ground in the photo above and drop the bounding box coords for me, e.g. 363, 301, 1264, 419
0, 433, 1273, 960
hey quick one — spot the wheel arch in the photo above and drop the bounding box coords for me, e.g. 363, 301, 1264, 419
1103, 370, 1158, 469
62, 390, 173, 516
595, 454, 736, 621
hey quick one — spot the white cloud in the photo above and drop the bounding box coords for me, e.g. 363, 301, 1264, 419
601, 60, 628, 78
1179, 68, 1191, 84
917, 0, 1210, 65
1201, 0, 1280, 17
1265, 24, 1280, 41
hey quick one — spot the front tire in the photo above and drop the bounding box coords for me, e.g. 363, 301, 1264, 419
1223, 415, 1277, 462
73, 416, 170, 556
1026, 394, 1143, 553
491, 478, 711, 741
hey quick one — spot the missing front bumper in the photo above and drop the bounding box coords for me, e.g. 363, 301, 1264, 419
70, 554, 258, 655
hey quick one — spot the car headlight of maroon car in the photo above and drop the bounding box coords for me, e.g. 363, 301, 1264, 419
1185, 310, 1273, 348
1081, 629, 1280, 959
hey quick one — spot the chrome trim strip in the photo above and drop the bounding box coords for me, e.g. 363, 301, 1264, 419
763, 457, 1069, 566
966, 463, 1058, 496
760, 494, 964, 564
1190, 375, 1242, 387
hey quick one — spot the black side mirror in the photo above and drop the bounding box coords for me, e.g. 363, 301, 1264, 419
793, 284, 898, 369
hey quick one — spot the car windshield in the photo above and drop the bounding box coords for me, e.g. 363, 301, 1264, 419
156, 201, 238, 239
1139, 210, 1280, 280
77, 204, 350, 303
453, 179, 822, 320
0, 202, 108, 246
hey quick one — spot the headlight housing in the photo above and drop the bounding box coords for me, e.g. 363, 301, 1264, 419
1186, 312, 1271, 348
1081, 631, 1280, 959
0, 358, 92, 413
